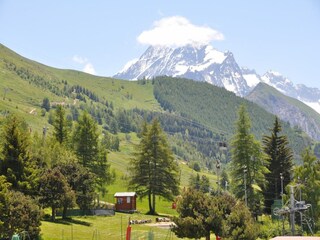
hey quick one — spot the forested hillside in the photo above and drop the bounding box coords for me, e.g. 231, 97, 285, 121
153, 76, 313, 161
0, 44, 313, 166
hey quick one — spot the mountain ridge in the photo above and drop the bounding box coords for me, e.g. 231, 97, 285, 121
246, 82, 320, 140
115, 44, 320, 114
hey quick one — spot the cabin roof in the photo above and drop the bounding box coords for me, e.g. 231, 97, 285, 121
114, 192, 137, 197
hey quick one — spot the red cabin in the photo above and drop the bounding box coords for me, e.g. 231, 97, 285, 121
114, 192, 137, 212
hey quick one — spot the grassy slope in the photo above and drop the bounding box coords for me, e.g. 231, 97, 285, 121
0, 44, 219, 238
0, 43, 160, 116
40, 213, 181, 240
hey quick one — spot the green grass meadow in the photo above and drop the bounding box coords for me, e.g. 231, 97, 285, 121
40, 213, 179, 240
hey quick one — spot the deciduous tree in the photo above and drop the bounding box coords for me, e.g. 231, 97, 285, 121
172, 188, 258, 240
39, 168, 75, 221
292, 148, 320, 223
57, 161, 96, 214
0, 178, 41, 239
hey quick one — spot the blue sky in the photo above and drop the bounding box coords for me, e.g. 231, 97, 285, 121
1, 0, 320, 88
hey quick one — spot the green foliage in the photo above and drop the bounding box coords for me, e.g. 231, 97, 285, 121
230, 105, 268, 215
258, 216, 282, 239
39, 167, 75, 221
41, 97, 50, 112
189, 173, 211, 193
172, 188, 223, 239
292, 148, 320, 224
53, 105, 69, 145
262, 116, 293, 214
0, 114, 37, 192
129, 120, 180, 214
73, 112, 114, 194
0, 185, 41, 239
172, 188, 258, 240
221, 201, 259, 240
56, 161, 96, 215
193, 162, 201, 172
314, 142, 320, 159
101, 131, 120, 151
73, 112, 99, 168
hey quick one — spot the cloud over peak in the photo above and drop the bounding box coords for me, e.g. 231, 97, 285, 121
137, 16, 224, 47
72, 55, 96, 75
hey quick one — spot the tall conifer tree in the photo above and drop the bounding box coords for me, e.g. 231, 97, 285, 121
73, 112, 113, 194
129, 119, 180, 214
230, 105, 268, 214
73, 112, 99, 168
53, 105, 68, 144
262, 116, 293, 213
0, 115, 32, 191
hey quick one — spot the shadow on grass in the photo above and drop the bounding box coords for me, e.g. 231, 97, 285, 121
43, 217, 92, 226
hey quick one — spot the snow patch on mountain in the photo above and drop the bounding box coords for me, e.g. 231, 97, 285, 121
204, 45, 227, 64
120, 58, 138, 73
243, 74, 260, 88
303, 101, 320, 114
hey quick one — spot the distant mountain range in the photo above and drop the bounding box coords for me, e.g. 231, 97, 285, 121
115, 44, 320, 114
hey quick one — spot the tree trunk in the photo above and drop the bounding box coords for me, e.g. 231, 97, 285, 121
206, 233, 210, 240
62, 205, 68, 219
148, 191, 152, 214
51, 207, 56, 221
152, 192, 156, 215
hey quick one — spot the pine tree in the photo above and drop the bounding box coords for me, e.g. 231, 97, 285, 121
53, 105, 69, 144
73, 112, 114, 194
41, 97, 50, 112
73, 112, 99, 168
262, 116, 293, 213
129, 119, 180, 214
230, 105, 268, 214
0, 115, 31, 191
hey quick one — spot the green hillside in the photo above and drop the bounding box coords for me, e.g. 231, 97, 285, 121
0, 43, 217, 189
0, 43, 312, 176
153, 76, 313, 160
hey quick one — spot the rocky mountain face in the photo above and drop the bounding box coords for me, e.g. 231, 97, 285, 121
246, 83, 320, 141
243, 70, 320, 113
114, 45, 250, 96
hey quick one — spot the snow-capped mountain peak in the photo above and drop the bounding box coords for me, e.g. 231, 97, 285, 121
114, 44, 249, 96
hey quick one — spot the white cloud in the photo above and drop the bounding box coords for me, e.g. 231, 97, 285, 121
137, 16, 224, 47
83, 63, 96, 75
72, 55, 87, 64
72, 55, 96, 75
